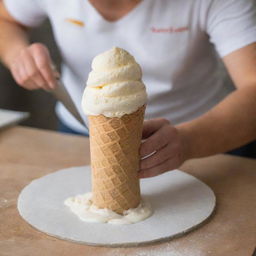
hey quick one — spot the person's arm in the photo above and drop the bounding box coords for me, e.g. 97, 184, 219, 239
0, 2, 57, 90
177, 43, 256, 158
139, 43, 256, 178
0, 4, 28, 66
178, 43, 256, 159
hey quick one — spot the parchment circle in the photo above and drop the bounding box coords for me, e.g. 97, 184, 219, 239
18, 166, 216, 247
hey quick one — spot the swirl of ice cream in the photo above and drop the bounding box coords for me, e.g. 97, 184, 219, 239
82, 47, 147, 117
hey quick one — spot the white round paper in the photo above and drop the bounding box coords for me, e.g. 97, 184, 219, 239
18, 166, 216, 247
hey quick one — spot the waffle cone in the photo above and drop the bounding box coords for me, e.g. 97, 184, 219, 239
88, 106, 145, 214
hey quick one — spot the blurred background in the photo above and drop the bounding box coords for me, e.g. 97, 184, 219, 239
0, 20, 60, 131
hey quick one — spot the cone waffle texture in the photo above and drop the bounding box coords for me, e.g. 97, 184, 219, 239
89, 106, 145, 214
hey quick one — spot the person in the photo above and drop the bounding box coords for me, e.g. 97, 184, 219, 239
0, 0, 256, 178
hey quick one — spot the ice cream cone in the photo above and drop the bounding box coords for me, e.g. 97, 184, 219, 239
82, 47, 147, 214
89, 105, 145, 214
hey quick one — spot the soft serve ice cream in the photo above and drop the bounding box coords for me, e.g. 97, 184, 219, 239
82, 47, 147, 117
64, 193, 152, 224
65, 47, 151, 225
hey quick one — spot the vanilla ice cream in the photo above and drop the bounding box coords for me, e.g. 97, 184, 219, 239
82, 47, 147, 117
65, 193, 152, 224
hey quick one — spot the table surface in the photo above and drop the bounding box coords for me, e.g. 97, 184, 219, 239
0, 126, 255, 256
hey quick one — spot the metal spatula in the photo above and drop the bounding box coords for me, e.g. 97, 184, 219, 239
48, 79, 88, 129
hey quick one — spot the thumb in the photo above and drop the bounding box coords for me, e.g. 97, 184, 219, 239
142, 118, 170, 139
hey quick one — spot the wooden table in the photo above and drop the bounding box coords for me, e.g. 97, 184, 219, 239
0, 126, 255, 256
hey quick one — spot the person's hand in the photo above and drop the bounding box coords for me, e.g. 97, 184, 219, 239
139, 118, 187, 179
8, 43, 59, 90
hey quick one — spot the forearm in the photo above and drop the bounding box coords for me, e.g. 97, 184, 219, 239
0, 19, 29, 68
177, 86, 256, 159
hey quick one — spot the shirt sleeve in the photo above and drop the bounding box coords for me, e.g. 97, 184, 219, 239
3, 0, 47, 27
207, 0, 256, 57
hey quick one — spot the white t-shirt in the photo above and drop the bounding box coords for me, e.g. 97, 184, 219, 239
4, 0, 256, 133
